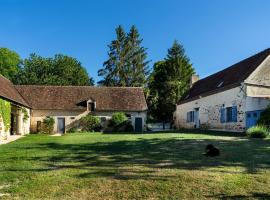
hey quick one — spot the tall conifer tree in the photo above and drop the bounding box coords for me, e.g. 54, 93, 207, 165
148, 41, 195, 125
98, 25, 149, 87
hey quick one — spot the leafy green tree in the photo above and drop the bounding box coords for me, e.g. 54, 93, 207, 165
148, 41, 195, 126
14, 54, 94, 86
98, 25, 149, 87
0, 48, 21, 80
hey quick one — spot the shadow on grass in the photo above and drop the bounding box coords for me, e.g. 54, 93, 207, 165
207, 192, 270, 199
104, 129, 246, 137
1, 135, 270, 181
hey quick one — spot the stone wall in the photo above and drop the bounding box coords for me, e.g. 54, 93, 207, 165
175, 85, 247, 132
30, 109, 147, 133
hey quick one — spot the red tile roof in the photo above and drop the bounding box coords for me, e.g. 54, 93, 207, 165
179, 48, 270, 104
0, 75, 29, 107
15, 85, 148, 111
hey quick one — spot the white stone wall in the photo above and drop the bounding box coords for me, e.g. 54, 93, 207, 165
246, 55, 270, 87
0, 105, 30, 140
175, 86, 247, 132
0, 115, 9, 139
31, 109, 147, 133
21, 107, 30, 135
246, 97, 270, 112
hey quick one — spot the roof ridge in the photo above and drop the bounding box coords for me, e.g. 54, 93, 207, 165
0, 74, 12, 82
14, 85, 144, 89
179, 48, 270, 104
194, 48, 270, 85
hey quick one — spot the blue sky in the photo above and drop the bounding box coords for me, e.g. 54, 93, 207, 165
0, 0, 270, 83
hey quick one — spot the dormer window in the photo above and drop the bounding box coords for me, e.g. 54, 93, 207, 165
88, 102, 95, 111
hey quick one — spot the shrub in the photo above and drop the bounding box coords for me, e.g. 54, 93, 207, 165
67, 127, 79, 133
80, 115, 101, 132
113, 120, 134, 132
246, 125, 269, 138
42, 117, 55, 134
111, 112, 128, 126
257, 106, 270, 126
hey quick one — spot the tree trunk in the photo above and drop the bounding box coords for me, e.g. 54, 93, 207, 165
163, 121, 165, 130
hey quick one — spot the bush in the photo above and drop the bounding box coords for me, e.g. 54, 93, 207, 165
257, 106, 270, 126
42, 117, 55, 134
246, 125, 269, 138
67, 127, 79, 133
113, 120, 134, 132
80, 115, 101, 132
111, 112, 128, 126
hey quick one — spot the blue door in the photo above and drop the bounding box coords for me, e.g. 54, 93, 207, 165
246, 111, 262, 128
135, 117, 143, 132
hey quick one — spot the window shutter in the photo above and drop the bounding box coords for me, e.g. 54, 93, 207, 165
186, 112, 189, 123
220, 108, 225, 123
232, 106, 237, 122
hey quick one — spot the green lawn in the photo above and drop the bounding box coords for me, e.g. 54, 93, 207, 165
1, 132, 270, 199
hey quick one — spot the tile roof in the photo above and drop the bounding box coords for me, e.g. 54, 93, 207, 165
179, 48, 270, 104
15, 85, 148, 111
0, 75, 29, 107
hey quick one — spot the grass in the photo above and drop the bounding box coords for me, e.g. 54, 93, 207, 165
0, 132, 270, 199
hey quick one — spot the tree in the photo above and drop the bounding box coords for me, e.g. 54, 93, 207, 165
0, 48, 21, 80
14, 54, 94, 86
98, 25, 149, 87
148, 41, 195, 126
126, 25, 150, 86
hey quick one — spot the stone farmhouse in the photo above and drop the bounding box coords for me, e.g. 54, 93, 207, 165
175, 48, 270, 132
0, 75, 148, 140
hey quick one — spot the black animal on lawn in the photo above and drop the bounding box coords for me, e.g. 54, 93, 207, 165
204, 144, 220, 157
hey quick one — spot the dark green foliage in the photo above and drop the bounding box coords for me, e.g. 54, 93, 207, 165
148, 41, 194, 123
14, 54, 94, 86
80, 115, 101, 132
0, 48, 21, 80
246, 125, 269, 138
123, 121, 134, 132
67, 127, 79, 133
42, 117, 55, 134
257, 106, 270, 126
98, 25, 149, 87
112, 120, 134, 132
111, 112, 128, 126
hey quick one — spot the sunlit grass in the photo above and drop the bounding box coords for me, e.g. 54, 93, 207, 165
0, 132, 270, 199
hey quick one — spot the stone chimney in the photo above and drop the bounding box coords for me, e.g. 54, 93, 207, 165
190, 74, 199, 88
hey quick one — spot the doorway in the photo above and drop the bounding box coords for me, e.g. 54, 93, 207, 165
135, 117, 143, 132
194, 108, 200, 128
246, 111, 262, 128
57, 118, 65, 134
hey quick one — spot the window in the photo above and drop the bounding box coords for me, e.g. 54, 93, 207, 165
70, 117, 75, 120
220, 106, 237, 123
125, 113, 131, 120
88, 102, 95, 111
100, 117, 106, 122
37, 121, 41, 132
187, 111, 195, 123
226, 107, 233, 122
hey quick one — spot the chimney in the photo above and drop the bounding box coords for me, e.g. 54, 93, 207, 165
190, 74, 199, 88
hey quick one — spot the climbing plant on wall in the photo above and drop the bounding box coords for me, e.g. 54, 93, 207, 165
0, 98, 11, 131
19, 107, 29, 122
